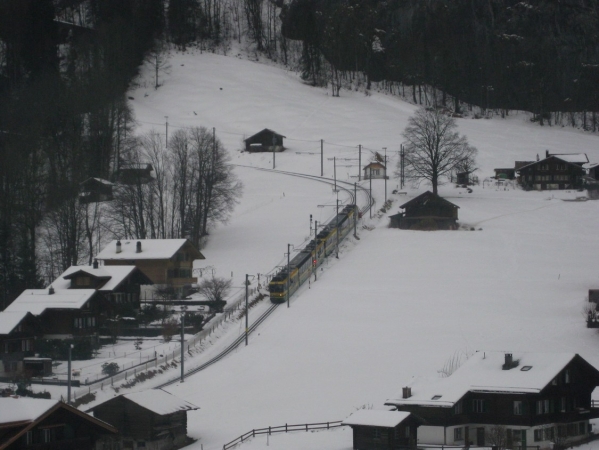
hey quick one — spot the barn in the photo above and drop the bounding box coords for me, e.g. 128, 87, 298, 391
389, 191, 459, 230
244, 129, 285, 152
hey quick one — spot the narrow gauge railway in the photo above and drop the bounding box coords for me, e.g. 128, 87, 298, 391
153, 168, 372, 387
268, 204, 358, 303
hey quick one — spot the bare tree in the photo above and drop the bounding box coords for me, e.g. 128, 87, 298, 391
486, 425, 508, 450
145, 39, 171, 90
197, 276, 232, 303
399, 107, 478, 195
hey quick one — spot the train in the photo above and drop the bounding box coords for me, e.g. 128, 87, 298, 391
269, 204, 359, 303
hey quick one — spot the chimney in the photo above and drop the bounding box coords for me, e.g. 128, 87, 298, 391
48, 286, 55, 295
93, 259, 98, 269
116, 240, 122, 254
402, 387, 412, 399
502, 353, 518, 370
546, 150, 549, 158
136, 241, 142, 253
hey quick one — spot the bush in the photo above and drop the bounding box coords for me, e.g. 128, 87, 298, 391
101, 362, 120, 376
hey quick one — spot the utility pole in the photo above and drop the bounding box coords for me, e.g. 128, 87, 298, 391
245, 274, 249, 346
67, 344, 73, 404
334, 157, 337, 192
287, 244, 291, 308
320, 139, 324, 176
336, 193, 340, 259
272, 134, 276, 170
400, 144, 405, 189
310, 214, 313, 236
165, 116, 169, 148
383, 147, 387, 203
354, 183, 358, 238
370, 174, 372, 219
314, 221, 318, 281
180, 310, 185, 382
358, 144, 362, 181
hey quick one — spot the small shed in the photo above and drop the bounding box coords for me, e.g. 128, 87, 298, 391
342, 409, 420, 450
494, 168, 516, 180
22, 357, 52, 377
244, 129, 286, 152
363, 162, 387, 180
389, 191, 459, 230
113, 163, 155, 185
92, 389, 199, 450
79, 178, 114, 204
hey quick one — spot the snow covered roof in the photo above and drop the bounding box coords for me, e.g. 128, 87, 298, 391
364, 162, 386, 170
0, 311, 30, 335
342, 410, 411, 428
5, 289, 96, 315
96, 239, 202, 261
386, 352, 580, 408
548, 153, 588, 164
0, 397, 58, 424
51, 265, 138, 291
122, 389, 199, 415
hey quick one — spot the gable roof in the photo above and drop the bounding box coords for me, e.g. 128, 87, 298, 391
96, 239, 204, 261
5, 289, 96, 316
517, 155, 587, 172
548, 152, 588, 164
399, 191, 459, 210
342, 410, 412, 428
52, 265, 146, 291
0, 397, 116, 449
244, 128, 286, 142
385, 352, 591, 409
96, 389, 199, 416
0, 311, 31, 335
363, 162, 386, 171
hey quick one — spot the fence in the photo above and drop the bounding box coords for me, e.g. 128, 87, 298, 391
222, 421, 344, 450
72, 287, 258, 401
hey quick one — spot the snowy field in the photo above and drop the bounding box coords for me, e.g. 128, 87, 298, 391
37, 49, 599, 450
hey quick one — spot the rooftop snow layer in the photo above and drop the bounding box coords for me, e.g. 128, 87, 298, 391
123, 389, 199, 415
0, 397, 57, 424
0, 311, 29, 335
386, 351, 577, 408
342, 410, 411, 428
52, 265, 137, 291
96, 239, 189, 260
5, 289, 96, 315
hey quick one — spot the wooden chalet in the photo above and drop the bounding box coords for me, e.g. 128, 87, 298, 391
342, 410, 421, 450
112, 163, 155, 185
494, 168, 516, 180
0, 397, 117, 449
0, 312, 38, 378
385, 352, 599, 449
51, 260, 153, 318
78, 177, 114, 204
5, 287, 100, 342
244, 128, 286, 152
517, 151, 588, 191
363, 162, 387, 180
96, 239, 204, 288
92, 389, 199, 450
389, 191, 459, 230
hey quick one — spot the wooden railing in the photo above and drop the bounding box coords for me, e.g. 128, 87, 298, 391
222, 421, 344, 450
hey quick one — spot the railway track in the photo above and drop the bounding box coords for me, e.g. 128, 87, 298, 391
155, 167, 373, 388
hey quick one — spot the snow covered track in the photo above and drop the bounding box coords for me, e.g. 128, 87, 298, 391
156, 302, 280, 388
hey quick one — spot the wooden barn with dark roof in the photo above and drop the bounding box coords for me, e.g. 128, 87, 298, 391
389, 191, 459, 230
244, 129, 286, 152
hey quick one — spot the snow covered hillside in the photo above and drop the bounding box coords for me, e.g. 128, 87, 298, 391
126, 50, 599, 450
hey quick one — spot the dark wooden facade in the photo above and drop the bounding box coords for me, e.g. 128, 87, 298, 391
78, 177, 114, 204
389, 191, 459, 230
0, 313, 38, 378
93, 395, 195, 450
0, 399, 117, 449
113, 163, 155, 185
387, 355, 599, 447
244, 128, 285, 152
494, 168, 516, 180
346, 416, 420, 450
100, 240, 204, 287
518, 156, 585, 190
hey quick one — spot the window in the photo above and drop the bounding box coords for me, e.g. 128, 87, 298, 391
540, 163, 549, 171
74, 276, 91, 286
454, 427, 463, 441
42, 428, 52, 443
544, 427, 554, 441
536, 399, 551, 415
534, 429, 543, 442
560, 397, 567, 412
472, 399, 487, 413
514, 401, 523, 415
556, 163, 566, 171
454, 400, 463, 415
405, 426, 411, 438
579, 422, 587, 435
372, 429, 381, 439
432, 395, 442, 400
25, 431, 33, 445
564, 369, 570, 384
